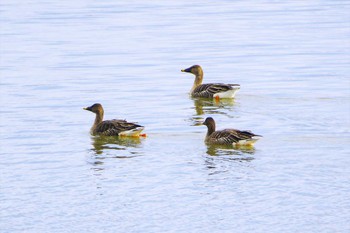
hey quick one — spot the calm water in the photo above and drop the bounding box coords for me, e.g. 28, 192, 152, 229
1, 1, 350, 232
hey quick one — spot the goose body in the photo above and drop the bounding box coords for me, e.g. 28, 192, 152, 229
83, 103, 145, 137
203, 117, 261, 146
181, 65, 240, 99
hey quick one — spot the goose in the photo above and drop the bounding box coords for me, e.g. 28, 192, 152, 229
202, 117, 261, 146
181, 65, 240, 99
83, 103, 145, 137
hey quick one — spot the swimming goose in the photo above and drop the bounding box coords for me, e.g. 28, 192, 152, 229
181, 65, 240, 99
83, 103, 145, 137
202, 117, 261, 146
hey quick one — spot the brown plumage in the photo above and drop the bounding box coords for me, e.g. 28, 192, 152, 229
83, 103, 145, 137
203, 117, 261, 146
181, 65, 240, 99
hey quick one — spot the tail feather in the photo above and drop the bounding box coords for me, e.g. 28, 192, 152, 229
228, 84, 240, 89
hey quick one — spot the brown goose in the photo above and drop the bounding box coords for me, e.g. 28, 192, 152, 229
203, 117, 261, 146
181, 65, 240, 99
83, 103, 145, 137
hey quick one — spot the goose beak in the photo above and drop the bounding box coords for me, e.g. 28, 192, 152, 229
202, 119, 209, 126
181, 67, 191, 73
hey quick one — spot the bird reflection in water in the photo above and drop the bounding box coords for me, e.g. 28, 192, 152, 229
91, 135, 143, 157
88, 136, 143, 176
206, 144, 256, 158
88, 136, 144, 196
191, 97, 237, 125
204, 144, 255, 176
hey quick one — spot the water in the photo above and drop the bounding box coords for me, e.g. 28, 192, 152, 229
1, 1, 350, 232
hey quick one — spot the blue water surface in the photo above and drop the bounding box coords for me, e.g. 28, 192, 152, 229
1, 1, 350, 232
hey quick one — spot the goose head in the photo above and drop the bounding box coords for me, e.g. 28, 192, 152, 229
181, 65, 203, 77
203, 117, 216, 136
83, 103, 104, 115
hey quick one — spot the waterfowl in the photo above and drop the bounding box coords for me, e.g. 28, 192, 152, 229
83, 103, 145, 137
202, 117, 261, 146
181, 65, 240, 99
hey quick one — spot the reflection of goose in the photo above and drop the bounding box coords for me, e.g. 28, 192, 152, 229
193, 98, 236, 116
204, 147, 255, 176
91, 136, 142, 155
206, 144, 241, 156
190, 98, 236, 126
206, 144, 256, 156
181, 65, 240, 99
202, 117, 262, 147
83, 103, 145, 137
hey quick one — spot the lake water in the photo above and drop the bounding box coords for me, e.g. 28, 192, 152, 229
1, 1, 350, 232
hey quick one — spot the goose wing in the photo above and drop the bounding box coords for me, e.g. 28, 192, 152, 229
208, 129, 261, 145
193, 83, 239, 98
95, 119, 143, 136
226, 129, 261, 139
208, 130, 241, 144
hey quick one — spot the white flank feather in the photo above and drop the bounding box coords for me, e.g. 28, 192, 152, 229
119, 126, 145, 137
213, 89, 239, 99
233, 136, 262, 147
